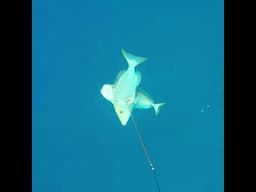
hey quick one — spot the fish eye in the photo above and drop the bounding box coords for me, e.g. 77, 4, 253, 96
119, 110, 123, 114
126, 97, 132, 104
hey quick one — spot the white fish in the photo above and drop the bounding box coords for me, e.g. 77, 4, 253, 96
134, 89, 165, 115
100, 49, 164, 191
101, 48, 165, 126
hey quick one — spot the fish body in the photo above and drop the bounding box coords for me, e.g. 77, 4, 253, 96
101, 49, 147, 126
100, 49, 165, 126
135, 90, 165, 115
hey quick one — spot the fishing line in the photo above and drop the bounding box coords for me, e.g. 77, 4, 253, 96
129, 109, 161, 192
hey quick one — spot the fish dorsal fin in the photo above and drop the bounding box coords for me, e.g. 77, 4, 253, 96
100, 84, 114, 103
121, 48, 147, 68
114, 70, 125, 83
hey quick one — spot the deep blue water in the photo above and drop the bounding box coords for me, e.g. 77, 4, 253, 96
32, 0, 224, 191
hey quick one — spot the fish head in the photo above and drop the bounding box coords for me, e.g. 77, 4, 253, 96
113, 99, 133, 126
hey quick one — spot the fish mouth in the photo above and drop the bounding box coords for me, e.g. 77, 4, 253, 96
120, 118, 128, 126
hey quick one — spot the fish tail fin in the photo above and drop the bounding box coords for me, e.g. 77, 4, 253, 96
121, 48, 147, 68
152, 102, 166, 115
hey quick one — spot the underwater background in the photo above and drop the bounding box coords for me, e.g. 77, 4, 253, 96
32, 0, 223, 191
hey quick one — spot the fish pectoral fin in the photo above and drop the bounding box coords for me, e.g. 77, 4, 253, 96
100, 84, 114, 103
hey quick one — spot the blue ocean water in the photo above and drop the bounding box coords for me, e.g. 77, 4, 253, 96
32, 0, 224, 192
